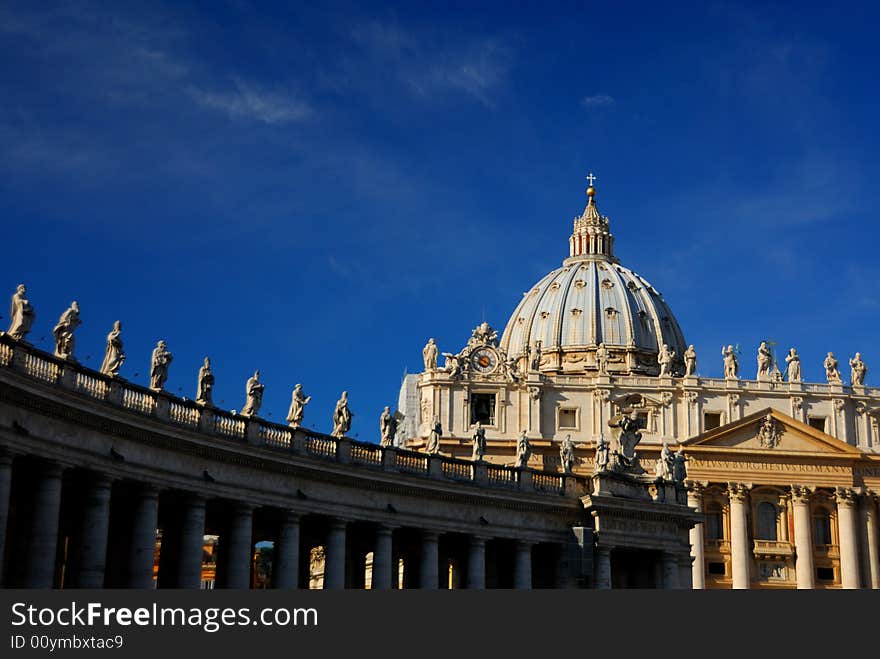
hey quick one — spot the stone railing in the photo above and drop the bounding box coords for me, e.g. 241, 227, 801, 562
0, 335, 586, 499
752, 539, 794, 558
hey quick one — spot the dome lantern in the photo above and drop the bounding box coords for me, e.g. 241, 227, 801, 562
569, 172, 616, 261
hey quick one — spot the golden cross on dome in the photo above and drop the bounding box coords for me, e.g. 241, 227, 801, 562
586, 172, 597, 186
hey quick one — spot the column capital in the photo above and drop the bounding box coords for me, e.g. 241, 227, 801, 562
790, 484, 813, 505
726, 482, 751, 502
421, 529, 441, 543
685, 480, 708, 497
834, 487, 858, 508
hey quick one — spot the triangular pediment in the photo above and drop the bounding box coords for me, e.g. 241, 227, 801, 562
682, 407, 863, 455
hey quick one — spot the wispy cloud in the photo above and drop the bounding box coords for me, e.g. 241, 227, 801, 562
581, 93, 615, 108
188, 80, 312, 124
347, 20, 513, 107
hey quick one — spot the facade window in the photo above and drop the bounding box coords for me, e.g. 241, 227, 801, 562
705, 505, 724, 540
756, 502, 778, 541
558, 408, 578, 430
707, 562, 726, 576
703, 412, 722, 430
808, 417, 827, 432
813, 511, 832, 545
816, 567, 835, 581
470, 393, 496, 426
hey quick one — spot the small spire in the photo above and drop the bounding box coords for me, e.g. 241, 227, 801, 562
568, 170, 615, 261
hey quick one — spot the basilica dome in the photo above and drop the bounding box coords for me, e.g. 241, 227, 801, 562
499, 182, 687, 376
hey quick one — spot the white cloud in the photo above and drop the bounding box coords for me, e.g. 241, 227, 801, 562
581, 93, 615, 108
188, 80, 312, 124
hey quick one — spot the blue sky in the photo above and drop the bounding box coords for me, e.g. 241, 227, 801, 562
2, 1, 879, 441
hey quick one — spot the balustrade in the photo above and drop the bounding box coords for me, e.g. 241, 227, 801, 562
74, 371, 109, 400
122, 388, 156, 415
395, 451, 428, 474
169, 401, 200, 428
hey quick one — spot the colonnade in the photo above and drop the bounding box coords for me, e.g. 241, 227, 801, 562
688, 482, 880, 589
0, 453, 553, 590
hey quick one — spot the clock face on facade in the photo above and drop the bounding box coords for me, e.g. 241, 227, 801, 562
470, 347, 499, 374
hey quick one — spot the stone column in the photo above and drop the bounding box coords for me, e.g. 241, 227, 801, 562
223, 503, 254, 589
687, 483, 705, 589
790, 485, 815, 590
420, 531, 440, 589
71, 474, 114, 588
594, 546, 612, 589
24, 462, 64, 588
513, 541, 532, 589
466, 536, 486, 589
127, 485, 159, 589
372, 525, 394, 590
727, 482, 751, 590
0, 452, 13, 587
324, 519, 347, 589
863, 493, 880, 589
662, 551, 680, 589
273, 512, 300, 589
835, 488, 861, 589
679, 556, 694, 590
176, 494, 207, 589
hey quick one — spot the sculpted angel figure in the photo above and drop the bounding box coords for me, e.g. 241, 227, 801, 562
471, 421, 487, 461
380, 406, 397, 447
722, 345, 739, 379
850, 353, 867, 387
6, 284, 35, 341
560, 434, 576, 474
425, 416, 442, 454
756, 341, 773, 379
286, 384, 311, 428
658, 344, 675, 377
240, 370, 265, 417
331, 390, 353, 438
785, 348, 801, 382
99, 320, 125, 377
52, 301, 81, 360
149, 340, 173, 391
684, 345, 697, 377
196, 357, 214, 406
422, 338, 438, 371
824, 352, 841, 384
515, 430, 531, 469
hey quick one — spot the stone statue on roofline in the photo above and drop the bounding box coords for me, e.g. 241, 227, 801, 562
515, 430, 531, 469
196, 357, 214, 406
425, 416, 442, 454
684, 345, 697, 377
5, 284, 35, 341
850, 353, 867, 387
672, 449, 688, 484
100, 320, 125, 377
380, 406, 397, 447
595, 342, 609, 375
472, 421, 487, 461
756, 341, 772, 380
824, 352, 841, 384
52, 301, 81, 360
422, 338, 438, 371
655, 441, 673, 480
607, 411, 645, 474
560, 434, 576, 474
286, 384, 311, 428
594, 436, 609, 473
241, 370, 265, 417
722, 345, 739, 379
785, 348, 801, 382
331, 390, 353, 438
658, 344, 675, 377
150, 340, 173, 391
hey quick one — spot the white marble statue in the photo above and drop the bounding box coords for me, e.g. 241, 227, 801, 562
472, 421, 486, 461
722, 345, 739, 379
286, 384, 311, 428
595, 342, 609, 375
6, 284, 35, 341
560, 434, 576, 474
149, 340, 173, 391
425, 416, 442, 454
594, 435, 609, 472
380, 406, 397, 447
441, 352, 461, 378
655, 441, 673, 480
785, 348, 801, 382
196, 357, 214, 406
672, 449, 687, 483
756, 341, 772, 380
515, 430, 531, 469
530, 340, 543, 372
684, 345, 697, 377
52, 301, 81, 360
824, 352, 841, 384
422, 338, 438, 371
240, 370, 265, 417
850, 353, 867, 387
331, 390, 353, 438
658, 344, 675, 377
99, 320, 125, 377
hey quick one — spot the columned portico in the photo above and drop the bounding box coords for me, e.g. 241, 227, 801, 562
662, 551, 680, 589
687, 482, 705, 589
513, 541, 533, 589
127, 484, 159, 588
222, 502, 254, 589
727, 482, 751, 589
177, 494, 207, 589
324, 519, 348, 589
419, 531, 439, 589
594, 546, 612, 589
24, 461, 64, 588
835, 488, 861, 589
372, 524, 394, 590
70, 473, 114, 588
790, 485, 815, 590
864, 493, 880, 589
273, 511, 301, 589
466, 536, 486, 589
